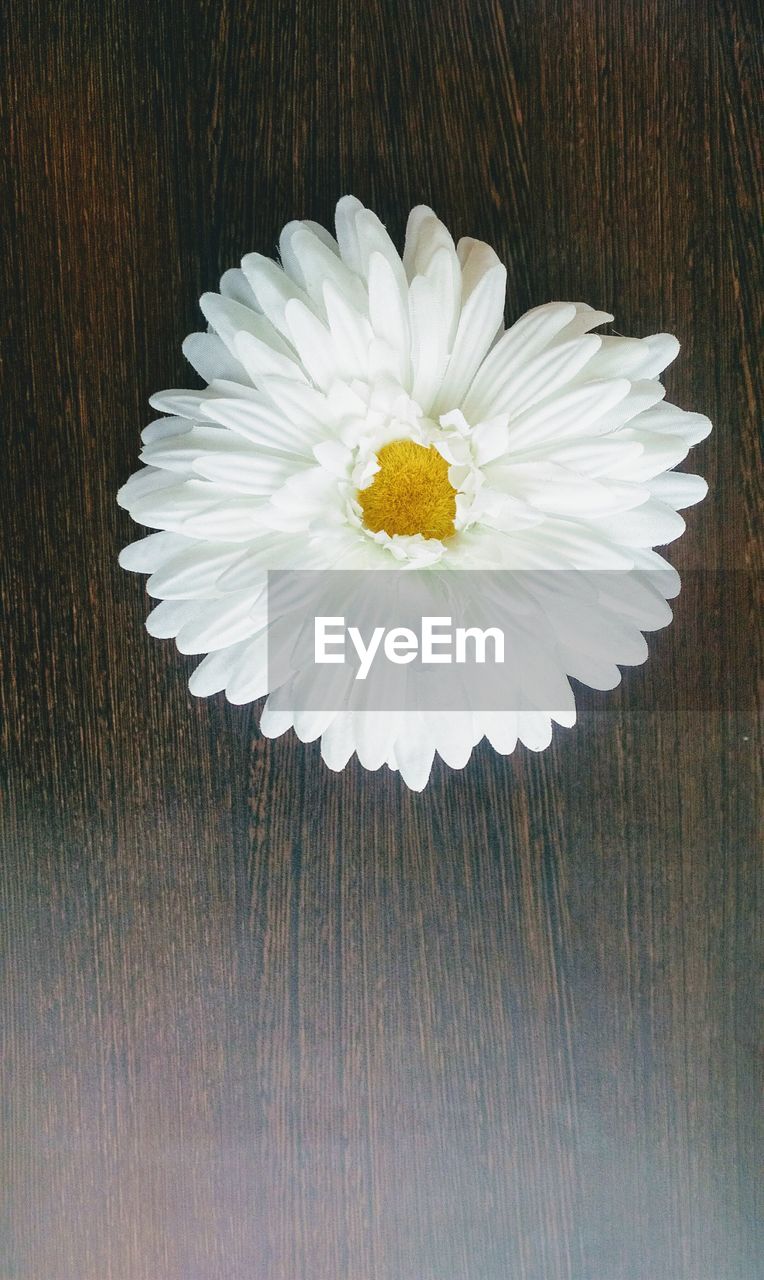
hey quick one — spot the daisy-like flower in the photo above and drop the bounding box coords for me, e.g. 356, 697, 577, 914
118, 196, 711, 789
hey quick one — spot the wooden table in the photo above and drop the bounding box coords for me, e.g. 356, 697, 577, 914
1, 2, 761, 1276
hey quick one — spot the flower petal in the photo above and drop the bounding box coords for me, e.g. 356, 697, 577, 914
182, 332, 252, 384
434, 263, 507, 412
646, 472, 708, 509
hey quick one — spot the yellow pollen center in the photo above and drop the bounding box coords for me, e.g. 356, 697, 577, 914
357, 439, 457, 541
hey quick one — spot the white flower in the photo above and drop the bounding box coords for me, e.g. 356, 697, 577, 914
118, 196, 711, 790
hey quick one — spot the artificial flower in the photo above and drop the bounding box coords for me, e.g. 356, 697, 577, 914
118, 196, 711, 789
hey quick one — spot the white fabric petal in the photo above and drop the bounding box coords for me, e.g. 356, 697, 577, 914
632, 404, 712, 446
333, 195, 365, 274
189, 641, 250, 697
353, 207, 409, 299
225, 631, 270, 704
434, 264, 507, 412
118, 530, 189, 572
182, 332, 252, 385
320, 713, 359, 772
176, 589, 264, 655
502, 378, 632, 450
322, 279, 373, 378
367, 250, 411, 386
234, 330, 309, 386
462, 301, 579, 421
590, 500, 686, 547
646, 472, 708, 509
145, 598, 198, 639
391, 718, 436, 791
200, 395, 320, 454
219, 268, 260, 310
117, 467, 184, 511
403, 207, 458, 281
283, 299, 341, 391
199, 293, 292, 362
241, 252, 317, 340
146, 543, 245, 599
286, 226, 367, 314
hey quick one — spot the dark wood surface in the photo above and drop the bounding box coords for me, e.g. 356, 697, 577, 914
1, 2, 761, 1277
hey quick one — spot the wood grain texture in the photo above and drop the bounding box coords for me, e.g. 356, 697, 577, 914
1, 1, 761, 1277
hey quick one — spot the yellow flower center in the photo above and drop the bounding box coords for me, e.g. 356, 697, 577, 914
357, 438, 457, 541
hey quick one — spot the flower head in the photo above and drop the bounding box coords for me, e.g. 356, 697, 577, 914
119, 196, 711, 789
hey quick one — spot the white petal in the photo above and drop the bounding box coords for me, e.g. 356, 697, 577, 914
287, 226, 367, 313
333, 195, 365, 274
118, 530, 189, 572
323, 280, 373, 378
147, 543, 245, 599
233, 330, 309, 386
241, 252, 317, 341
403, 207, 458, 280
590, 499, 686, 547
520, 435, 643, 478
607, 427, 689, 480
302, 219, 342, 252
146, 598, 198, 638
646, 472, 708, 509
284, 298, 340, 390
176, 589, 265, 654
635, 333, 680, 377
434, 264, 507, 411
128, 485, 262, 541
353, 207, 409, 298
257, 375, 331, 432
456, 237, 503, 301
629, 548, 681, 597
352, 712, 402, 771
279, 220, 341, 291
433, 713, 477, 769
558, 649, 622, 691
293, 705, 340, 745
463, 302, 579, 420
391, 719, 436, 791
215, 533, 305, 589
584, 332, 679, 380
367, 250, 410, 385
140, 416, 190, 445
139, 425, 238, 473
200, 394, 319, 454
117, 467, 183, 511
502, 378, 632, 450
408, 275, 449, 412
199, 293, 293, 362
225, 631, 270, 704
603, 379, 666, 424
493, 461, 648, 516
189, 642, 249, 697
502, 335, 603, 418
148, 388, 221, 419
219, 267, 260, 310
259, 699, 295, 739
320, 714, 358, 771
632, 404, 712, 446
594, 573, 674, 630
182, 332, 251, 384
192, 450, 302, 494
556, 303, 614, 339
517, 713, 553, 752
509, 521, 635, 569
482, 711, 518, 754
